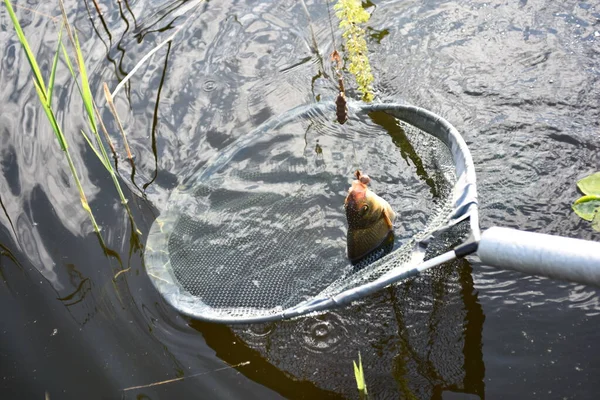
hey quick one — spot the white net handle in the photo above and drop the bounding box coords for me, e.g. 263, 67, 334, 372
478, 227, 600, 287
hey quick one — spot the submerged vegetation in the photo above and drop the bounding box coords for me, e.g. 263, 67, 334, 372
4, 0, 139, 242
572, 172, 600, 232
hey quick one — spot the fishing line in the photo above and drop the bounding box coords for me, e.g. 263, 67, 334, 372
325, 0, 337, 51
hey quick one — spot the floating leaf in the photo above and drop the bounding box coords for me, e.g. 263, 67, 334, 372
572, 195, 600, 221
577, 172, 600, 196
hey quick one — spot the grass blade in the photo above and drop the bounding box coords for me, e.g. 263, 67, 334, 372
32, 78, 67, 150
73, 30, 97, 133
353, 352, 368, 397
80, 130, 109, 169
104, 82, 133, 160
4, 0, 46, 97
47, 26, 64, 107
61, 42, 76, 79
58, 0, 97, 134
4, 0, 47, 101
56, 1, 139, 232
93, 101, 117, 156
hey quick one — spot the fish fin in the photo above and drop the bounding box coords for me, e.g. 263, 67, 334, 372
383, 209, 394, 229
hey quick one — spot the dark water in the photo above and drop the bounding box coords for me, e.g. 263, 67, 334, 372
1, 0, 600, 399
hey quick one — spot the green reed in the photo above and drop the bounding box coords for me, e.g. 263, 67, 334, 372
57, 0, 140, 235
5, 0, 141, 238
4, 0, 102, 234
353, 352, 368, 399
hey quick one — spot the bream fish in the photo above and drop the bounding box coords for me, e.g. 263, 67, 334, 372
344, 170, 396, 264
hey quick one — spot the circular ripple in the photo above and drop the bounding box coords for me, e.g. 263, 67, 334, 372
294, 313, 349, 354
202, 79, 218, 92
231, 322, 275, 349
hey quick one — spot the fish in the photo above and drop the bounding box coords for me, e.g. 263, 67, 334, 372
344, 170, 397, 264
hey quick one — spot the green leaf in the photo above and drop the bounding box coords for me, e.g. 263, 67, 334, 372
572, 195, 600, 221
5, 0, 47, 98
79, 130, 104, 164
353, 361, 361, 389
352, 352, 367, 394
47, 26, 64, 108
61, 43, 76, 79
577, 172, 600, 196
73, 30, 97, 134
32, 78, 64, 149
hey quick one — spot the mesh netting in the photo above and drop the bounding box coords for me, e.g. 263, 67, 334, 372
229, 258, 483, 399
145, 102, 478, 322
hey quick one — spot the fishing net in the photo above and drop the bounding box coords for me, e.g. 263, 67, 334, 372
145, 102, 479, 323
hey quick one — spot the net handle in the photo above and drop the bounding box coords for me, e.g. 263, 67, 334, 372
478, 227, 600, 287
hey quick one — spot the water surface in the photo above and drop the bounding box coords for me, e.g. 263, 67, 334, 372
1, 0, 599, 398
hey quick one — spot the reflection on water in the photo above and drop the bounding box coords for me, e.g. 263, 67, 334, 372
144, 40, 172, 191
1, 0, 600, 398
194, 260, 484, 399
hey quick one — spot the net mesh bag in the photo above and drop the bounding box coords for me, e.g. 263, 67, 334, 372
220, 219, 483, 398
226, 261, 483, 398
145, 102, 478, 323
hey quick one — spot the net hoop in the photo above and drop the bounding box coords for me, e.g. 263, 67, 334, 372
144, 102, 479, 323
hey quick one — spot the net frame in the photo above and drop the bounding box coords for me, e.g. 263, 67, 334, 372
144, 102, 480, 323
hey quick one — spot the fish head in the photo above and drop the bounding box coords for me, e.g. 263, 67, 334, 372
344, 181, 386, 229
344, 171, 394, 229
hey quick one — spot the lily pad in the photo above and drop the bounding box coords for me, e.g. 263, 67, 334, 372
572, 195, 600, 221
577, 172, 600, 196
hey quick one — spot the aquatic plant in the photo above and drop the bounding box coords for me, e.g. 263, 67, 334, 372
353, 352, 368, 399
5, 0, 140, 239
57, 0, 139, 234
4, 0, 102, 234
334, 0, 374, 102
572, 172, 600, 232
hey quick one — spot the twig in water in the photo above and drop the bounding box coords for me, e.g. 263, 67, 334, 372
103, 82, 133, 161
93, 101, 117, 156
113, 267, 131, 280
90, 0, 103, 17
122, 361, 251, 391
8, 3, 60, 22
331, 50, 348, 124
326, 1, 348, 124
